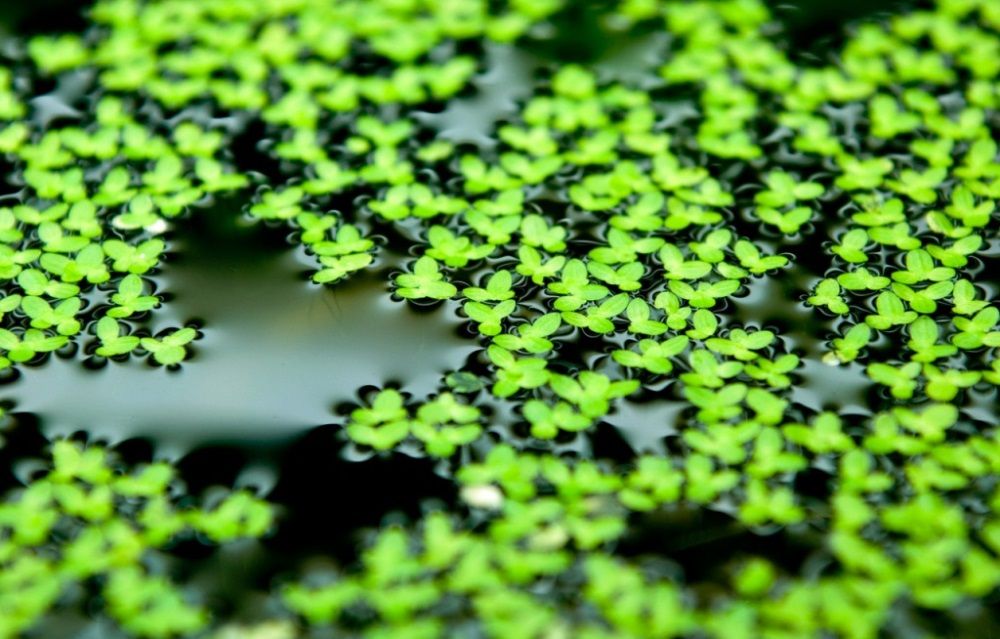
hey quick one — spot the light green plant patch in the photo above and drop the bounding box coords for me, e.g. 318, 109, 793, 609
0, 0, 996, 637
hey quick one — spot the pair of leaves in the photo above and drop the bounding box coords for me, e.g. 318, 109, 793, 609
395, 257, 457, 301
613, 336, 690, 375
0, 328, 68, 366
493, 314, 561, 354
95, 318, 196, 365
562, 293, 630, 334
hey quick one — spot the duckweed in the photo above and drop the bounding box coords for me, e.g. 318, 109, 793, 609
0, 0, 997, 637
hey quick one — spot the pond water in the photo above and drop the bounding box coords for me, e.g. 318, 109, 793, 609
1, 207, 475, 452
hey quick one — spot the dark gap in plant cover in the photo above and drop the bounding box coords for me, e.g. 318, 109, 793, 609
769, 0, 926, 63
0, 0, 94, 38
617, 505, 823, 579
265, 426, 458, 562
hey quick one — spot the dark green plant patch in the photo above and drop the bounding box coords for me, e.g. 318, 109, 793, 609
0, 0, 997, 638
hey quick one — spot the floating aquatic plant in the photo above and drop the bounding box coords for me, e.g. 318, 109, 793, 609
0, 440, 272, 638
0, 0, 995, 636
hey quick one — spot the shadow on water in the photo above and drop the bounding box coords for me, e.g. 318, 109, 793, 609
768, 0, 923, 62
0, 204, 476, 452
169, 427, 457, 609
0, 0, 93, 38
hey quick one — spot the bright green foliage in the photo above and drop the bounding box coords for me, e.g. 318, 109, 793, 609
394, 257, 458, 300
140, 327, 198, 366
493, 312, 561, 354
305, 222, 376, 284
411, 393, 484, 457
94, 316, 140, 358
0, 0, 997, 636
0, 92, 241, 368
807, 278, 850, 315
613, 335, 689, 374
0, 441, 273, 638
0, 0, 572, 372
345, 389, 483, 457
108, 275, 160, 319
345, 389, 411, 451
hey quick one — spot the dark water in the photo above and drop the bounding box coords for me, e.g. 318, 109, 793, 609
770, 0, 920, 61
0, 0, 92, 38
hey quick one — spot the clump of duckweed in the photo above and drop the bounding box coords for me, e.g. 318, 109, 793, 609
0, 439, 273, 638
0, 0, 997, 637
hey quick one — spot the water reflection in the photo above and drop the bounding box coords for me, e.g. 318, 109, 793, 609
2, 210, 475, 449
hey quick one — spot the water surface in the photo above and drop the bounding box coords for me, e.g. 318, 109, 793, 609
2, 207, 475, 450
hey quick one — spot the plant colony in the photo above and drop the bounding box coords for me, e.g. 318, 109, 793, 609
0, 0, 997, 637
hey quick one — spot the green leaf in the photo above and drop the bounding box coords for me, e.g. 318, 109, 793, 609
866, 291, 918, 329
807, 278, 849, 315
140, 327, 197, 366
395, 257, 457, 301
866, 361, 921, 399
